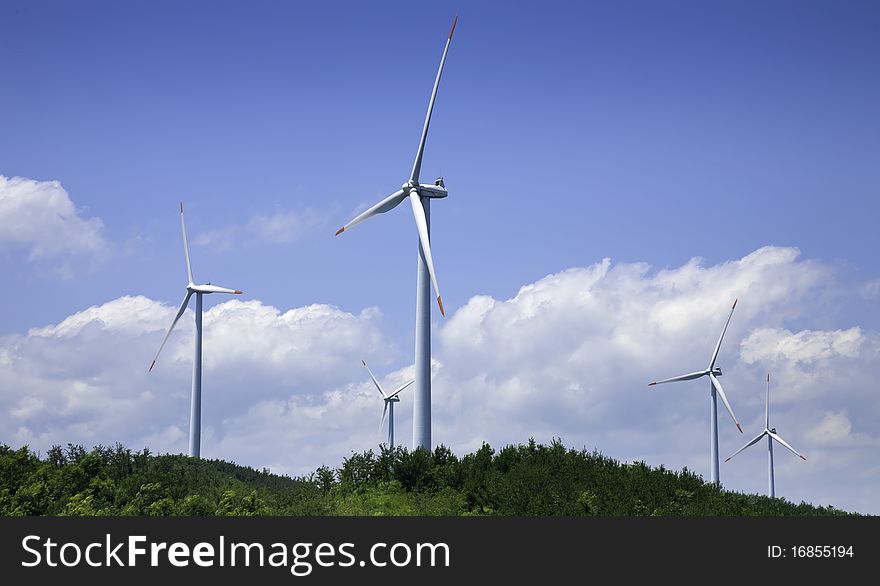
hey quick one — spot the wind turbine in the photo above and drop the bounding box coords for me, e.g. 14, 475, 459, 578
648, 299, 744, 487
725, 373, 806, 498
149, 202, 242, 458
362, 360, 415, 449
335, 16, 458, 450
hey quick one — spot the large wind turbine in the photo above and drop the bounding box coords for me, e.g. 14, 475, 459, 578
725, 373, 806, 498
648, 299, 744, 487
149, 202, 242, 458
335, 16, 458, 450
362, 360, 415, 449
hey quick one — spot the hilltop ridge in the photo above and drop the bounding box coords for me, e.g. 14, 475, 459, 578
0, 440, 851, 516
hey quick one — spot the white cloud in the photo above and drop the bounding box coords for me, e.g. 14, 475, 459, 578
433, 246, 880, 513
194, 207, 329, 249
246, 209, 327, 244
740, 328, 863, 365
0, 175, 106, 260
0, 294, 395, 459
861, 279, 880, 300
1, 246, 879, 513
807, 411, 853, 446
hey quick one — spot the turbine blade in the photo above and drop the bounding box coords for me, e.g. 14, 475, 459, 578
380, 401, 389, 437
709, 299, 737, 370
180, 202, 194, 284
724, 431, 767, 462
362, 360, 387, 398
386, 379, 415, 400
409, 192, 444, 315
335, 190, 406, 235
409, 15, 457, 183
769, 431, 806, 460
191, 284, 243, 295
648, 370, 707, 386
765, 373, 771, 430
149, 291, 193, 372
709, 372, 743, 433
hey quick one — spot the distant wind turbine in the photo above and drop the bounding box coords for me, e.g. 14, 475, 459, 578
362, 360, 415, 449
149, 202, 242, 458
648, 299, 744, 487
725, 373, 806, 498
335, 16, 458, 451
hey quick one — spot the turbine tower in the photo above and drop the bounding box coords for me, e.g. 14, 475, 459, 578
149, 202, 242, 458
725, 373, 806, 497
648, 299, 744, 487
362, 360, 415, 449
335, 16, 458, 451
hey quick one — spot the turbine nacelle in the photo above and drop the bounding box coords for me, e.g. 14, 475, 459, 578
402, 179, 449, 199
187, 283, 243, 295
417, 182, 449, 198
712, 366, 722, 377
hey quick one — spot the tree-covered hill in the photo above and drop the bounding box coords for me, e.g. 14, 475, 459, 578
0, 440, 852, 516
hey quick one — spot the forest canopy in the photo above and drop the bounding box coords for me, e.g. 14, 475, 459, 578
0, 440, 851, 516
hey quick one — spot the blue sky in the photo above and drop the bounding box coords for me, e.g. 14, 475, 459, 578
1, 1, 879, 512
3, 0, 878, 334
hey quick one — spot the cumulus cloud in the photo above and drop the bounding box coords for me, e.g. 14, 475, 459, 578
433, 246, 879, 512
0, 295, 395, 457
0, 176, 106, 260
194, 207, 329, 249
1, 246, 879, 513
741, 327, 863, 365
